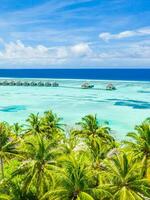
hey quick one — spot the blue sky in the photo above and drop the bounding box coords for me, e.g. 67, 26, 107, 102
0, 0, 149, 68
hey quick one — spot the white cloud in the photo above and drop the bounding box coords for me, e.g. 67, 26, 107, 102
99, 27, 150, 41
0, 39, 150, 68
70, 43, 91, 56
97, 42, 150, 59
0, 40, 91, 66
2, 40, 49, 59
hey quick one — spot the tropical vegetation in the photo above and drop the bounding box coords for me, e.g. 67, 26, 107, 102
0, 111, 149, 200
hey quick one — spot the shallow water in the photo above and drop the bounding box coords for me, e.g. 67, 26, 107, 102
0, 78, 149, 139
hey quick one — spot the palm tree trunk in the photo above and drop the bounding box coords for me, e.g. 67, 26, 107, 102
142, 155, 148, 177
0, 157, 4, 179
36, 172, 41, 196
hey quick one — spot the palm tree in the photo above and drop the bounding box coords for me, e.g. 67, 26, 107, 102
74, 115, 115, 145
88, 137, 109, 169
84, 136, 115, 191
41, 154, 95, 200
12, 135, 60, 198
0, 194, 11, 200
125, 119, 150, 177
9, 180, 38, 200
99, 153, 150, 200
60, 131, 79, 155
41, 110, 64, 140
0, 122, 19, 179
12, 123, 23, 137
26, 113, 41, 135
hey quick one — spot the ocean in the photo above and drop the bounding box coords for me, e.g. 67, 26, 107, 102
0, 68, 149, 139
0, 69, 149, 81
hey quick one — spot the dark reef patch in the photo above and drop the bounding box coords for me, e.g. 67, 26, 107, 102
137, 90, 150, 94
0, 105, 26, 112
107, 99, 150, 109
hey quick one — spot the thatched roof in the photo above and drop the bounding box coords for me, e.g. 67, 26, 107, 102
3, 80, 9, 85
37, 81, 44, 86
106, 83, 116, 90
45, 82, 51, 86
9, 80, 16, 85
81, 82, 94, 89
52, 82, 59, 87
30, 81, 37, 86
23, 82, 30, 86
16, 81, 23, 86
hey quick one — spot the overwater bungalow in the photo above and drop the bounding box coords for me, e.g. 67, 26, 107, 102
16, 81, 23, 86
45, 82, 52, 87
81, 82, 94, 89
37, 81, 44, 87
52, 82, 59, 87
0, 79, 58, 87
30, 81, 37, 86
106, 83, 116, 90
3, 80, 9, 86
23, 81, 30, 86
10, 80, 16, 86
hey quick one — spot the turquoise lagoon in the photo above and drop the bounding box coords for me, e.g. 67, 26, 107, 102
0, 78, 149, 139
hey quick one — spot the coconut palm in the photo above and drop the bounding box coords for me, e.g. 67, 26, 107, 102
0, 194, 11, 200
12, 135, 60, 198
26, 113, 41, 135
9, 181, 38, 200
41, 111, 64, 140
125, 119, 150, 177
12, 123, 23, 137
41, 154, 95, 200
0, 111, 149, 200
99, 153, 150, 200
0, 122, 19, 179
88, 138, 109, 169
0, 179, 38, 200
60, 131, 79, 155
75, 115, 115, 145
84, 136, 114, 190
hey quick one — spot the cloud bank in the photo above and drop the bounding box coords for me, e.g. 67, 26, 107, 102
0, 36, 150, 68
0, 40, 91, 66
99, 27, 150, 41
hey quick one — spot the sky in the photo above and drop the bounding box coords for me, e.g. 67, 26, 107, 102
0, 0, 149, 68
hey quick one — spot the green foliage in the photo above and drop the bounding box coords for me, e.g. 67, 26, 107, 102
0, 111, 149, 200
125, 118, 150, 177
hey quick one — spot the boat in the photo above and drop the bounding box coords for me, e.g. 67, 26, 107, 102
106, 83, 116, 90
81, 82, 94, 89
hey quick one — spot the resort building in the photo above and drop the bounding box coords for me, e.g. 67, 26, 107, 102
81, 82, 94, 89
106, 83, 116, 90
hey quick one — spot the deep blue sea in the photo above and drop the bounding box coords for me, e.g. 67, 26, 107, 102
0, 69, 149, 81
